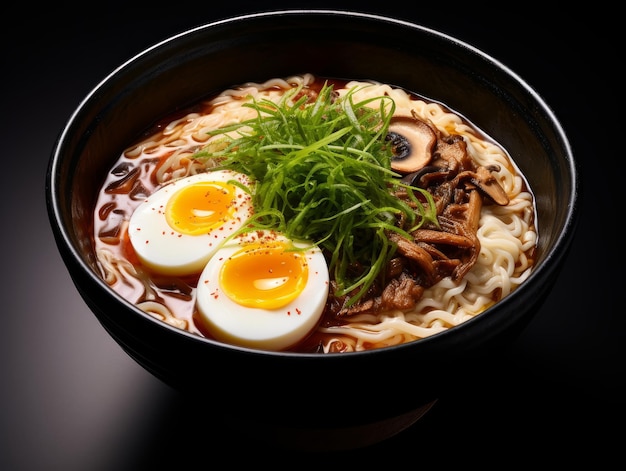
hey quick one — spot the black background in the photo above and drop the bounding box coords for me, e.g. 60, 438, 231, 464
1, 3, 620, 469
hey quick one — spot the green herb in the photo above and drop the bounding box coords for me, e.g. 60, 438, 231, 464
193, 81, 438, 306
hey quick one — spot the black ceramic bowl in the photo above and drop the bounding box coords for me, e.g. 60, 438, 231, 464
46, 10, 579, 450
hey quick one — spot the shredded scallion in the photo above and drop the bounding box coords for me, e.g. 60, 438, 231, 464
193, 81, 438, 306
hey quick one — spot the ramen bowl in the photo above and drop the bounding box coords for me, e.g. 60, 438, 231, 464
46, 10, 579, 450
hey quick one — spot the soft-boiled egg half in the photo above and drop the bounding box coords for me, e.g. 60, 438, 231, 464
128, 170, 254, 276
196, 230, 329, 351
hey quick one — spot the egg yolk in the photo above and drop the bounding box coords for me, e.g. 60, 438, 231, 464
165, 181, 239, 235
219, 241, 309, 310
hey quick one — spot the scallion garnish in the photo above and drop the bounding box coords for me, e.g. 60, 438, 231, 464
193, 81, 438, 306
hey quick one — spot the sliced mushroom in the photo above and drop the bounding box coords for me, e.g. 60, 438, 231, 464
455, 166, 510, 206
400, 165, 441, 186
387, 115, 437, 174
472, 166, 509, 205
433, 135, 471, 172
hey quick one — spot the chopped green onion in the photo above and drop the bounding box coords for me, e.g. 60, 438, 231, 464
193, 81, 438, 306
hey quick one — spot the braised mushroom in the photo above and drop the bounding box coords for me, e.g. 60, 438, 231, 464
454, 166, 510, 206
471, 165, 510, 205
387, 115, 437, 174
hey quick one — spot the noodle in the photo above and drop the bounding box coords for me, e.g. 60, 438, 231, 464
92, 74, 537, 353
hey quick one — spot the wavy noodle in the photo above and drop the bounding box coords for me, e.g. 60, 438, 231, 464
92, 74, 537, 353
137, 301, 188, 331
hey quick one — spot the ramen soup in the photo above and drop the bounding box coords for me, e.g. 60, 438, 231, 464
94, 73, 537, 353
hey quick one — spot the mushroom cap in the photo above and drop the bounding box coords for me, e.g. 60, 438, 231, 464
388, 116, 437, 174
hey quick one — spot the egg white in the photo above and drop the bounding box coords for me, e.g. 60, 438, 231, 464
128, 170, 253, 276
196, 231, 329, 351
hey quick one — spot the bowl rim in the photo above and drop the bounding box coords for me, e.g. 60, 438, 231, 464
46, 8, 580, 360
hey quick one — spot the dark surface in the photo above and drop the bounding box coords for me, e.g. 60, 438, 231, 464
1, 4, 619, 469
